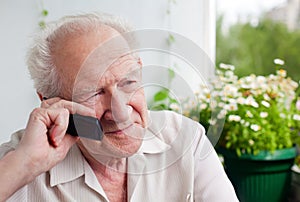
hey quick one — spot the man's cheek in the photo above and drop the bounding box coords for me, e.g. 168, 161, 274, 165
94, 105, 106, 120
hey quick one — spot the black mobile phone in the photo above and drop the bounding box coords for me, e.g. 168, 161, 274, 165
66, 114, 103, 141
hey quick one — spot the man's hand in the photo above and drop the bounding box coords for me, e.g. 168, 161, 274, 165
16, 107, 76, 176
0, 97, 94, 201
18, 97, 95, 176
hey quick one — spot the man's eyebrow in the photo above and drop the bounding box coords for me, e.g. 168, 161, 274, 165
72, 86, 103, 99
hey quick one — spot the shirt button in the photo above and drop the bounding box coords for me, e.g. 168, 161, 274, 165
186, 193, 191, 201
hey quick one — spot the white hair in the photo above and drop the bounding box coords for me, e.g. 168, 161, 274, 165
27, 12, 134, 98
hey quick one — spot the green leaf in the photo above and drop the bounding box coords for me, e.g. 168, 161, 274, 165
39, 21, 46, 29
236, 148, 241, 156
42, 9, 48, 16
169, 98, 178, 104
154, 90, 169, 102
151, 103, 168, 111
168, 68, 175, 80
167, 34, 175, 45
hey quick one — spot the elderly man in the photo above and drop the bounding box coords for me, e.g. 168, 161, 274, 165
0, 13, 238, 201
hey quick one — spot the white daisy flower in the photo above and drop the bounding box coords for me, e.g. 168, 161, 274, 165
209, 119, 217, 125
237, 97, 245, 105
228, 115, 241, 122
250, 124, 261, 132
280, 113, 286, 118
261, 100, 270, 108
250, 101, 259, 108
217, 109, 227, 119
246, 110, 254, 118
277, 69, 287, 77
274, 58, 285, 65
263, 93, 271, 101
219, 63, 235, 71
248, 139, 255, 145
200, 103, 207, 110
293, 114, 300, 121
260, 112, 268, 118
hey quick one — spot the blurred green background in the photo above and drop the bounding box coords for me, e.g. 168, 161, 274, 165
216, 16, 300, 82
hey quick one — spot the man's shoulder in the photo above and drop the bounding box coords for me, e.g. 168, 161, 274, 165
148, 110, 204, 130
148, 110, 205, 144
0, 129, 24, 159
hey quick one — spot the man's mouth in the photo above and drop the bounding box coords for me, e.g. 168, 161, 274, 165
104, 124, 133, 135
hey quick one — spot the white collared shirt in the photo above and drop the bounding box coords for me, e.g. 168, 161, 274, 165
1, 110, 239, 202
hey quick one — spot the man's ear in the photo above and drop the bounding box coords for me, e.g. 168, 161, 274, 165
138, 57, 142, 66
37, 92, 43, 101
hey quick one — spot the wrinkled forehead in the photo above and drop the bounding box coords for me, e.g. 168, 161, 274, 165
75, 53, 140, 86
70, 53, 141, 100
76, 33, 137, 77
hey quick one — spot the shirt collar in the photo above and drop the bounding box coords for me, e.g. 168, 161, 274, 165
136, 110, 171, 154
49, 133, 169, 187
137, 127, 171, 154
49, 144, 85, 187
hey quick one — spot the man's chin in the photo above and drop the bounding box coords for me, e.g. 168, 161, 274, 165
84, 138, 142, 160
105, 142, 142, 158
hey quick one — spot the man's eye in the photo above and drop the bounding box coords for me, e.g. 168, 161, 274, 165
123, 80, 136, 86
92, 89, 105, 97
80, 90, 104, 106
119, 80, 140, 92
85, 89, 105, 101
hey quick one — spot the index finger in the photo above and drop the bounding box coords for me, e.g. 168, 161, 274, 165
40, 97, 62, 108
44, 98, 96, 117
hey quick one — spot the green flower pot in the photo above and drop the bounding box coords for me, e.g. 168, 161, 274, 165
218, 147, 297, 202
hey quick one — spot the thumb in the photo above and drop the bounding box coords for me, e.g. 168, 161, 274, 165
49, 134, 78, 167
60, 135, 79, 151
48, 109, 69, 147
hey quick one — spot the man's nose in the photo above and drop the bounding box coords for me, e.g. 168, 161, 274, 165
104, 91, 132, 123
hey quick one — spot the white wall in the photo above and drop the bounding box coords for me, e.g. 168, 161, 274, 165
0, 0, 215, 144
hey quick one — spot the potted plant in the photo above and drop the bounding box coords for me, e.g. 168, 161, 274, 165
178, 59, 300, 201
